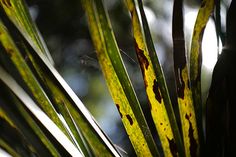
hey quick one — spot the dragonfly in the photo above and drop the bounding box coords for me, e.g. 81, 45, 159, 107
77, 49, 138, 70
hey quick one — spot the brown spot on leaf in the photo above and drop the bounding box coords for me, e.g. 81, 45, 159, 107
185, 114, 198, 157
160, 123, 163, 125
167, 137, 178, 157
134, 40, 149, 71
153, 79, 162, 103
116, 104, 122, 118
185, 114, 189, 119
2, 0, 12, 7
126, 114, 133, 125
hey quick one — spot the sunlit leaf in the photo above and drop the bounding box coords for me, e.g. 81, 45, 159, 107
29, 45, 121, 157
125, 0, 185, 156
190, 0, 215, 138
17, 23, 121, 157
172, 0, 200, 156
82, 0, 160, 156
0, 20, 74, 144
0, 12, 120, 156
0, 8, 94, 155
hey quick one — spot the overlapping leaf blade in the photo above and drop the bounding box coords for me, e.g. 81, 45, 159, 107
0, 1, 121, 156
0, 67, 83, 157
27, 36, 121, 157
189, 0, 215, 142
0, 88, 61, 157
0, 20, 72, 142
125, 0, 185, 156
0, 107, 36, 157
0, 0, 220, 156
82, 0, 160, 156
172, 0, 200, 156
22, 44, 113, 157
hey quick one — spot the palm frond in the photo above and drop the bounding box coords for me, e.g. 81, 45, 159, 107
82, 0, 159, 156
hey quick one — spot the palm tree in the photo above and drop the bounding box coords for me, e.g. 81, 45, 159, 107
0, 0, 234, 156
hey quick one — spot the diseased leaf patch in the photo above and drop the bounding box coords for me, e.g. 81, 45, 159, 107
166, 136, 178, 157
153, 79, 162, 103
134, 40, 149, 70
126, 114, 133, 125
185, 114, 198, 157
115, 104, 123, 118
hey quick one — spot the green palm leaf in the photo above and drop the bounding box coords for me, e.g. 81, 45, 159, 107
0, 20, 72, 142
82, 0, 159, 156
0, 2, 121, 156
190, 0, 215, 143
125, 0, 185, 156
0, 66, 83, 156
172, 0, 200, 156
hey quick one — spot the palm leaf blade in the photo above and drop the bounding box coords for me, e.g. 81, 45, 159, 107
0, 20, 72, 142
172, 0, 200, 156
82, 0, 160, 156
0, 88, 62, 157
0, 66, 83, 156
189, 0, 215, 143
125, 0, 185, 156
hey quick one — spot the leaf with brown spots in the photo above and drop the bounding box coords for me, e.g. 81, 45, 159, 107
185, 114, 198, 157
83, 0, 160, 156
172, 0, 200, 156
125, 0, 184, 156
135, 40, 149, 70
